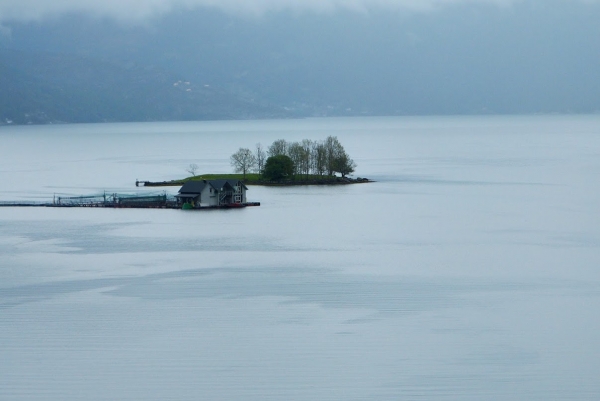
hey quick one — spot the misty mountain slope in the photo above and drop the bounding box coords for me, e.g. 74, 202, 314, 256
2, 1, 600, 124
0, 49, 290, 124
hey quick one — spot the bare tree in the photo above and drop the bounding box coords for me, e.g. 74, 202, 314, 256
186, 163, 199, 176
311, 141, 327, 176
287, 141, 304, 176
300, 139, 313, 178
254, 143, 266, 174
230, 148, 256, 180
288, 140, 312, 178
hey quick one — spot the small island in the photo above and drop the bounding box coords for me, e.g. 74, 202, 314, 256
1, 136, 368, 210
139, 174, 370, 187
139, 136, 371, 187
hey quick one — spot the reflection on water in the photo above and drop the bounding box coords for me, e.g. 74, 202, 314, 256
1, 116, 600, 400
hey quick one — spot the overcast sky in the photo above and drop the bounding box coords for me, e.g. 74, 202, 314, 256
1, 0, 597, 22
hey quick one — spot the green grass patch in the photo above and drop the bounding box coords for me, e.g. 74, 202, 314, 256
185, 173, 341, 184
186, 173, 261, 182
143, 173, 366, 187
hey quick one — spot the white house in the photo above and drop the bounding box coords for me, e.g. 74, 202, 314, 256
175, 179, 248, 208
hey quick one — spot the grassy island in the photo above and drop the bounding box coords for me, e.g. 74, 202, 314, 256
138, 136, 371, 187
139, 174, 370, 187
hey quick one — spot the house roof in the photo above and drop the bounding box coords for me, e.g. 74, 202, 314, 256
178, 180, 207, 194
178, 179, 248, 194
209, 179, 248, 191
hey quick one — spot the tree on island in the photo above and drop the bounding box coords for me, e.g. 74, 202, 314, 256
333, 152, 356, 177
231, 136, 357, 181
323, 136, 356, 177
268, 139, 288, 157
263, 155, 294, 181
230, 148, 256, 180
254, 143, 266, 174
186, 163, 199, 176
312, 141, 328, 176
287, 141, 304, 176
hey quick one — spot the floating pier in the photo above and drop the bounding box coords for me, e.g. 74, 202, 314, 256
136, 180, 179, 187
0, 192, 259, 210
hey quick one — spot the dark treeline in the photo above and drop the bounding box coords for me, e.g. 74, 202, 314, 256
231, 136, 356, 180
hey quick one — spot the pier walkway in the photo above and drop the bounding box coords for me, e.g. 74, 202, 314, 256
0, 192, 259, 210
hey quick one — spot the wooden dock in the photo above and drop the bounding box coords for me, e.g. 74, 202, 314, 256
0, 201, 260, 209
136, 180, 180, 187
0, 193, 259, 210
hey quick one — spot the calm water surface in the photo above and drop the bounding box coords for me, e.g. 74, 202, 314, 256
1, 116, 599, 400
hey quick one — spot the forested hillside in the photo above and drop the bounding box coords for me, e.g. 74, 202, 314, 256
0, 49, 290, 124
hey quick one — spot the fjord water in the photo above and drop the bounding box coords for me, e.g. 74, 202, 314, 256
1, 116, 599, 400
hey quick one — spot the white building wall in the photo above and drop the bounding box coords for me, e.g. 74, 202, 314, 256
199, 185, 219, 207
240, 186, 247, 203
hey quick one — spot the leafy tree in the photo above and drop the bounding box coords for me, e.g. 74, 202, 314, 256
323, 135, 356, 177
268, 139, 288, 157
334, 152, 357, 177
263, 154, 294, 181
231, 136, 356, 180
324, 136, 344, 175
230, 147, 256, 180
